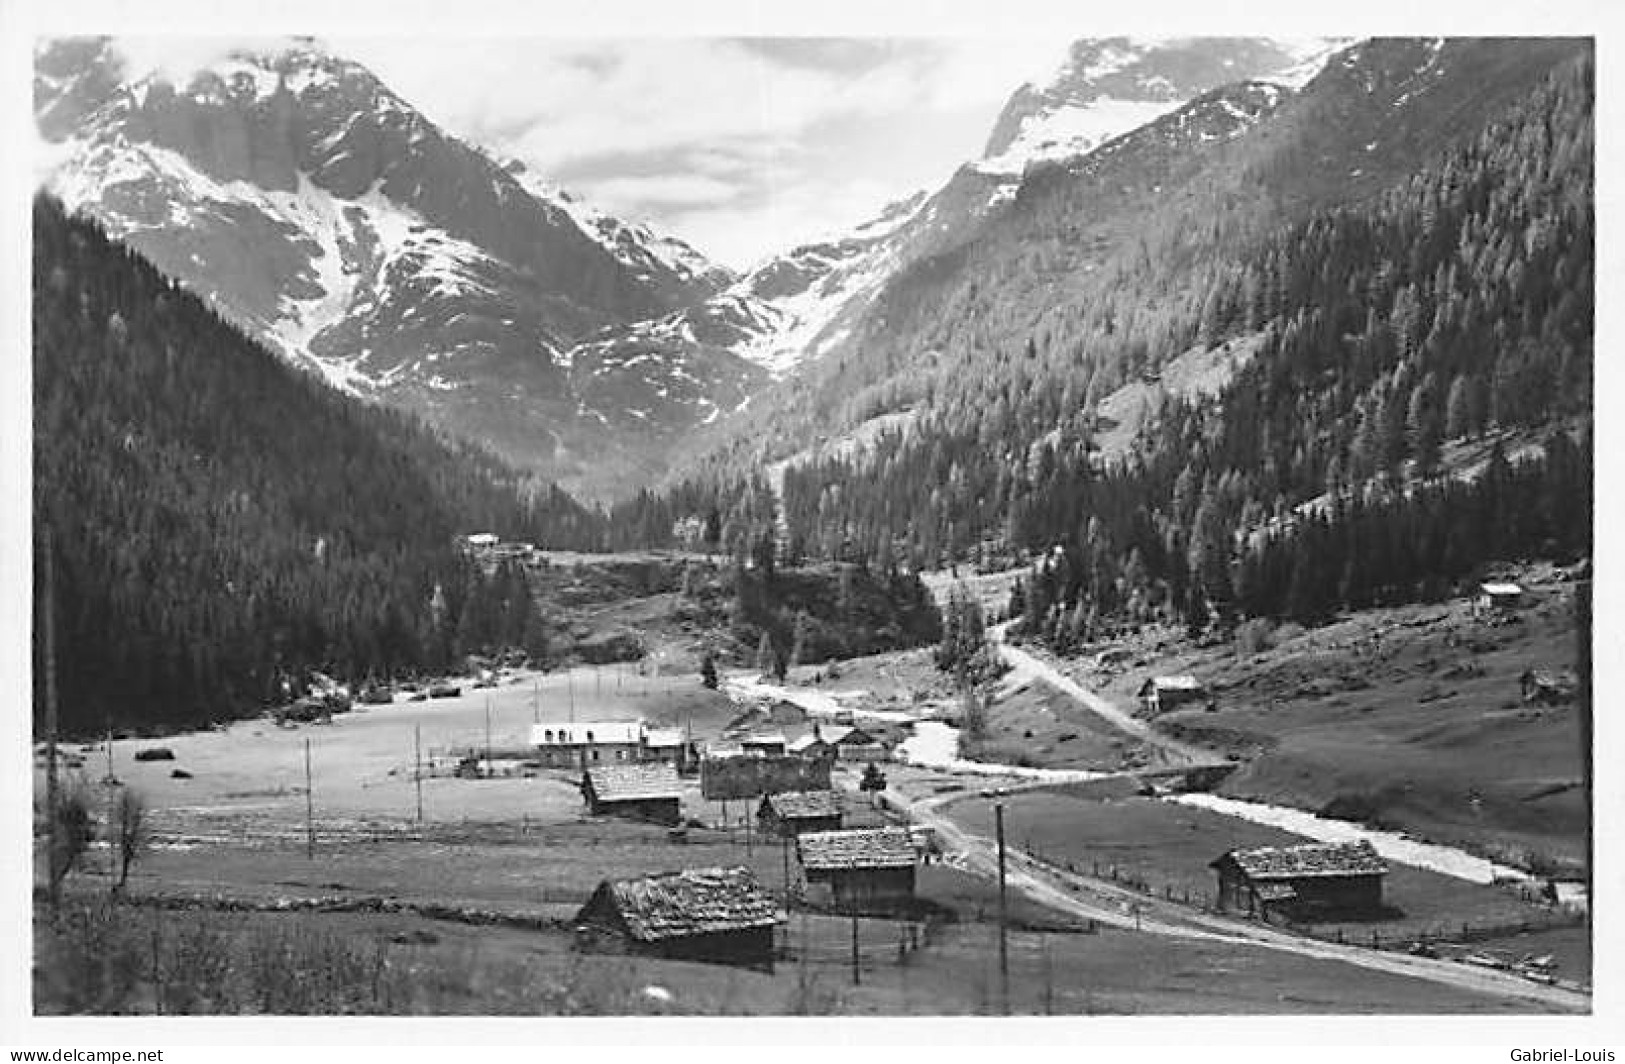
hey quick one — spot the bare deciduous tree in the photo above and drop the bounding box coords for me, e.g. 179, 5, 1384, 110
111, 786, 149, 894
46, 773, 95, 900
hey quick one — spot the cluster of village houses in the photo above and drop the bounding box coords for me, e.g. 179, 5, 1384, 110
547, 704, 1397, 970
457, 541, 1550, 971
524, 698, 941, 969
459, 532, 542, 569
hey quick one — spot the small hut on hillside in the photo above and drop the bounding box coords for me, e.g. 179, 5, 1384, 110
757, 789, 843, 838
797, 827, 917, 913
1210, 840, 1388, 920
581, 763, 683, 826
573, 866, 781, 969
1137, 675, 1208, 715
1479, 582, 1525, 614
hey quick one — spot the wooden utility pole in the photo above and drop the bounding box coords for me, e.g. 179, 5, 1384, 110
532, 680, 539, 725
799, 906, 809, 986
995, 800, 1010, 1015
1042, 933, 1054, 1015
42, 530, 60, 917
850, 912, 860, 985
484, 696, 493, 779
414, 724, 424, 825
568, 671, 575, 722
304, 735, 314, 860
781, 833, 792, 909
104, 716, 116, 895
1578, 580, 1592, 916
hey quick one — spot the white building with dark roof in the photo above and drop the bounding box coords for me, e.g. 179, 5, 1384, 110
531, 720, 644, 767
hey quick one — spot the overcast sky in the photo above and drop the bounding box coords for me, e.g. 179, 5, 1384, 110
330, 37, 1064, 269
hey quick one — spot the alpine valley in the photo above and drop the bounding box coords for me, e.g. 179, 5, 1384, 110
36, 35, 1347, 501
29, 32, 1596, 1019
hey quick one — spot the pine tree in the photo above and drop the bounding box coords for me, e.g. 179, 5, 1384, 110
789, 610, 812, 668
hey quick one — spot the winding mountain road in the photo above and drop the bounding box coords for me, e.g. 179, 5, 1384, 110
987, 621, 1219, 770
895, 783, 1588, 1012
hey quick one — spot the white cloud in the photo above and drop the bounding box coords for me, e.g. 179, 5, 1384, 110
589, 173, 742, 211
344, 38, 958, 172
74, 33, 1063, 268
110, 35, 307, 85
332, 35, 1060, 266
662, 175, 915, 272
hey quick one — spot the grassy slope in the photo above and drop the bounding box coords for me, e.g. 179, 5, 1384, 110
945, 789, 1586, 978
964, 676, 1155, 772
38, 832, 1552, 1016
1044, 574, 1585, 871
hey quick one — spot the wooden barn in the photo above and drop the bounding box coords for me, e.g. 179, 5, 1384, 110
581, 762, 683, 826
643, 727, 697, 771
573, 866, 782, 970
1137, 675, 1208, 715
807, 723, 889, 762
785, 732, 832, 760
797, 827, 917, 913
740, 732, 788, 757
765, 699, 809, 727
757, 789, 843, 838
1210, 840, 1389, 920
701, 751, 832, 800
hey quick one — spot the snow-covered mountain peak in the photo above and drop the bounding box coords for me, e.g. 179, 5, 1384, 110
500, 157, 735, 293
977, 37, 1351, 177
1258, 37, 1361, 89
35, 34, 749, 499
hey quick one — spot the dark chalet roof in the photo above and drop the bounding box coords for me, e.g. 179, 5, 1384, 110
761, 789, 842, 820
1212, 840, 1389, 881
582, 866, 781, 942
798, 827, 916, 872
584, 762, 682, 802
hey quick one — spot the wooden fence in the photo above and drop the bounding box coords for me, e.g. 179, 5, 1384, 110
1018, 842, 1586, 951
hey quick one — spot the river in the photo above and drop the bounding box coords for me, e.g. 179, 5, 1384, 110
726, 672, 1586, 901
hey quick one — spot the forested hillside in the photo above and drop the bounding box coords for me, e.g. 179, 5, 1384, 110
606, 41, 1592, 641
33, 197, 605, 736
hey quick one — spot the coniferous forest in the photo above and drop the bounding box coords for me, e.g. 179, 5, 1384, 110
610, 46, 1593, 648
31, 42, 1593, 733
33, 197, 603, 736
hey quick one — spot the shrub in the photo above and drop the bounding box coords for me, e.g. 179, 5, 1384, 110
1233, 618, 1275, 657
1318, 790, 1400, 831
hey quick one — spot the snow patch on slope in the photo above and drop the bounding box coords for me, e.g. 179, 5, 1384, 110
504, 163, 731, 291
731, 190, 933, 375
975, 96, 1184, 176
44, 129, 514, 395
1260, 37, 1359, 89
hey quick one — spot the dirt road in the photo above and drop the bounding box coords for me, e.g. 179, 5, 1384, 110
892, 783, 1587, 1013
988, 622, 1218, 769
